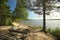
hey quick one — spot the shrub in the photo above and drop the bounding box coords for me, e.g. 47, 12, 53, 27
47, 28, 60, 40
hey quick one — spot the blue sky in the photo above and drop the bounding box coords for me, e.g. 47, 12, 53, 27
8, 0, 60, 19
8, 0, 17, 11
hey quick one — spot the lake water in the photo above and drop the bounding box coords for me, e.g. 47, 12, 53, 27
20, 20, 60, 29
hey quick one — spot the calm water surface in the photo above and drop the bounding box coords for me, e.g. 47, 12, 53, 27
20, 20, 60, 29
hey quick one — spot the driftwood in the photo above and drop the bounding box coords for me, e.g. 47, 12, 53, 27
9, 29, 30, 34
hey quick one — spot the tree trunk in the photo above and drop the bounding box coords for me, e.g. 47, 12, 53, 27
42, 0, 46, 32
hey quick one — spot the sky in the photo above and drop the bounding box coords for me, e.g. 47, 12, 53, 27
8, 0, 17, 11
8, 0, 60, 19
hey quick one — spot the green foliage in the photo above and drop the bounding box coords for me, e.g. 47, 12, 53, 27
32, 26, 42, 30
47, 28, 60, 40
13, 0, 28, 21
57, 6, 60, 9
47, 28, 52, 33
36, 0, 56, 12
0, 0, 13, 26
51, 28, 60, 40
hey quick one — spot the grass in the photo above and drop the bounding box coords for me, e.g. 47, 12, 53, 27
47, 28, 60, 40
32, 26, 42, 30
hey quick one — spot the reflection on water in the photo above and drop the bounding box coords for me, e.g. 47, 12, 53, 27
20, 20, 60, 29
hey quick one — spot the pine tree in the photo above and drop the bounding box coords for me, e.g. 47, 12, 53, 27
35, 0, 56, 32
0, 0, 12, 26
13, 0, 28, 21
27, 0, 57, 32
